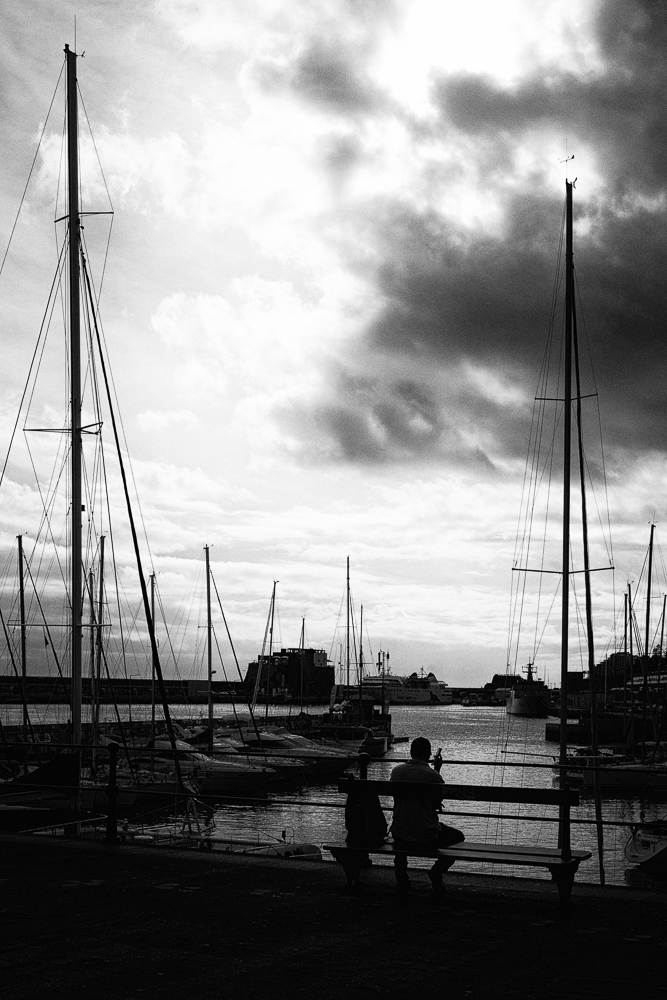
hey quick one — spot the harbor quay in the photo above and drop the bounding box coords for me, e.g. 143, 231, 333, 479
1, 833, 665, 1000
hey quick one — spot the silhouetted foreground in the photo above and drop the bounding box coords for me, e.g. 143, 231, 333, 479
1, 833, 664, 999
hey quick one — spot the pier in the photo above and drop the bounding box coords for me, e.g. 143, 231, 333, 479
1, 831, 665, 999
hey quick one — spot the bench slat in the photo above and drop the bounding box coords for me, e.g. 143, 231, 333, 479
337, 778, 580, 807
323, 841, 592, 865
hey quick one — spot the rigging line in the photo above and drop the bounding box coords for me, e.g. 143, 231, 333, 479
83, 256, 138, 689
24, 435, 70, 602
574, 271, 599, 396
173, 559, 203, 671
23, 240, 69, 424
83, 253, 185, 791
22, 558, 71, 706
98, 429, 131, 684
0, 63, 65, 280
156, 583, 182, 683
89, 279, 158, 581
575, 267, 615, 605
0, 244, 68, 493
77, 85, 115, 213
210, 570, 265, 743
209, 571, 243, 684
0, 606, 36, 742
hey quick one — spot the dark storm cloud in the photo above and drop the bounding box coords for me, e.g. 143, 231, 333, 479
290, 41, 385, 116
290, 0, 667, 468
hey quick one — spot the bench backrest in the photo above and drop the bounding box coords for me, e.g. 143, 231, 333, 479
337, 777, 580, 807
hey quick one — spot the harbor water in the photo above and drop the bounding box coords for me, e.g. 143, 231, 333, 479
162, 702, 667, 888
3, 701, 663, 886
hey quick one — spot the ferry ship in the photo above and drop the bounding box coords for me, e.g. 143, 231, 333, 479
332, 671, 452, 706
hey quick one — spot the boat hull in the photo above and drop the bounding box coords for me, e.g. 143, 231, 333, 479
506, 693, 549, 718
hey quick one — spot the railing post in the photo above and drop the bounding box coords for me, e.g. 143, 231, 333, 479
358, 752, 370, 779
559, 773, 572, 861
104, 741, 120, 846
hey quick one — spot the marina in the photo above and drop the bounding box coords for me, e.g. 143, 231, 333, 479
1, 10, 667, 998
4, 702, 666, 888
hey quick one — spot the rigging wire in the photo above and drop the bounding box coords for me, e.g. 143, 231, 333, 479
0, 63, 65, 280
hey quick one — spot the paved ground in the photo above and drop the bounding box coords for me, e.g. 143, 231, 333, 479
1, 833, 665, 1000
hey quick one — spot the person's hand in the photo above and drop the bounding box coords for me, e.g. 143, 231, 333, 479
432, 749, 443, 773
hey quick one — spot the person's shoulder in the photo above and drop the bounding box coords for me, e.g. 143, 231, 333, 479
390, 760, 444, 784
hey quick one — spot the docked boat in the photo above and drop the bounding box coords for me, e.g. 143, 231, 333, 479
625, 819, 667, 871
215, 727, 356, 781
332, 671, 451, 706
581, 760, 667, 795
0, 44, 198, 828
316, 724, 388, 757
144, 739, 275, 795
506, 662, 550, 718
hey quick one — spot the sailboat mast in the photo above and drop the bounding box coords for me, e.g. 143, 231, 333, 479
346, 556, 350, 691
93, 535, 105, 763
358, 603, 363, 715
558, 179, 574, 856
643, 522, 655, 762
17, 535, 28, 739
150, 572, 156, 742
628, 582, 635, 746
66, 44, 82, 747
659, 594, 666, 693
205, 544, 213, 750
266, 580, 277, 721
299, 616, 305, 712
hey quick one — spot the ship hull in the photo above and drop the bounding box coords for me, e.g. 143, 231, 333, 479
506, 692, 549, 718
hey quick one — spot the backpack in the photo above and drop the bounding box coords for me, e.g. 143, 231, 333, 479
345, 788, 388, 848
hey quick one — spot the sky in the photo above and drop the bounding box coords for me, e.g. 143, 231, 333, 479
1, 0, 667, 689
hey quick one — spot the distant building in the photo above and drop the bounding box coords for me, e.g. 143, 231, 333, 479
244, 647, 334, 703
483, 673, 521, 702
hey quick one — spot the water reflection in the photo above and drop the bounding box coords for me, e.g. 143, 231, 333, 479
5, 701, 666, 885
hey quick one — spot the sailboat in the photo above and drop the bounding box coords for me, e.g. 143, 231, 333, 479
0, 44, 192, 827
580, 523, 667, 796
510, 175, 609, 880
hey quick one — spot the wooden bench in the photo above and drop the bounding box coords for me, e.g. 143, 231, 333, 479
324, 776, 591, 905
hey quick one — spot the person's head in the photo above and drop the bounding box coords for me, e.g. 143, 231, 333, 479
410, 737, 431, 761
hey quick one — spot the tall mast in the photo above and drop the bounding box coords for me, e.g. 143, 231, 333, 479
265, 580, 277, 721
205, 545, 213, 750
17, 535, 28, 739
358, 603, 363, 716
659, 594, 666, 694
299, 616, 305, 712
628, 582, 635, 747
66, 44, 82, 747
346, 556, 350, 691
150, 572, 156, 743
558, 180, 574, 858
573, 277, 605, 883
643, 522, 655, 763
93, 535, 105, 767
88, 568, 95, 736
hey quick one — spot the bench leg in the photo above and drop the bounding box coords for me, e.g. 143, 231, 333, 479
548, 862, 579, 907
393, 852, 410, 891
330, 849, 365, 887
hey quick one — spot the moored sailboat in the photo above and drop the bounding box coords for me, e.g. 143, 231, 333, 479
0, 44, 192, 828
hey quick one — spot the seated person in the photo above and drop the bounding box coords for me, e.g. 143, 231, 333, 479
390, 736, 464, 892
